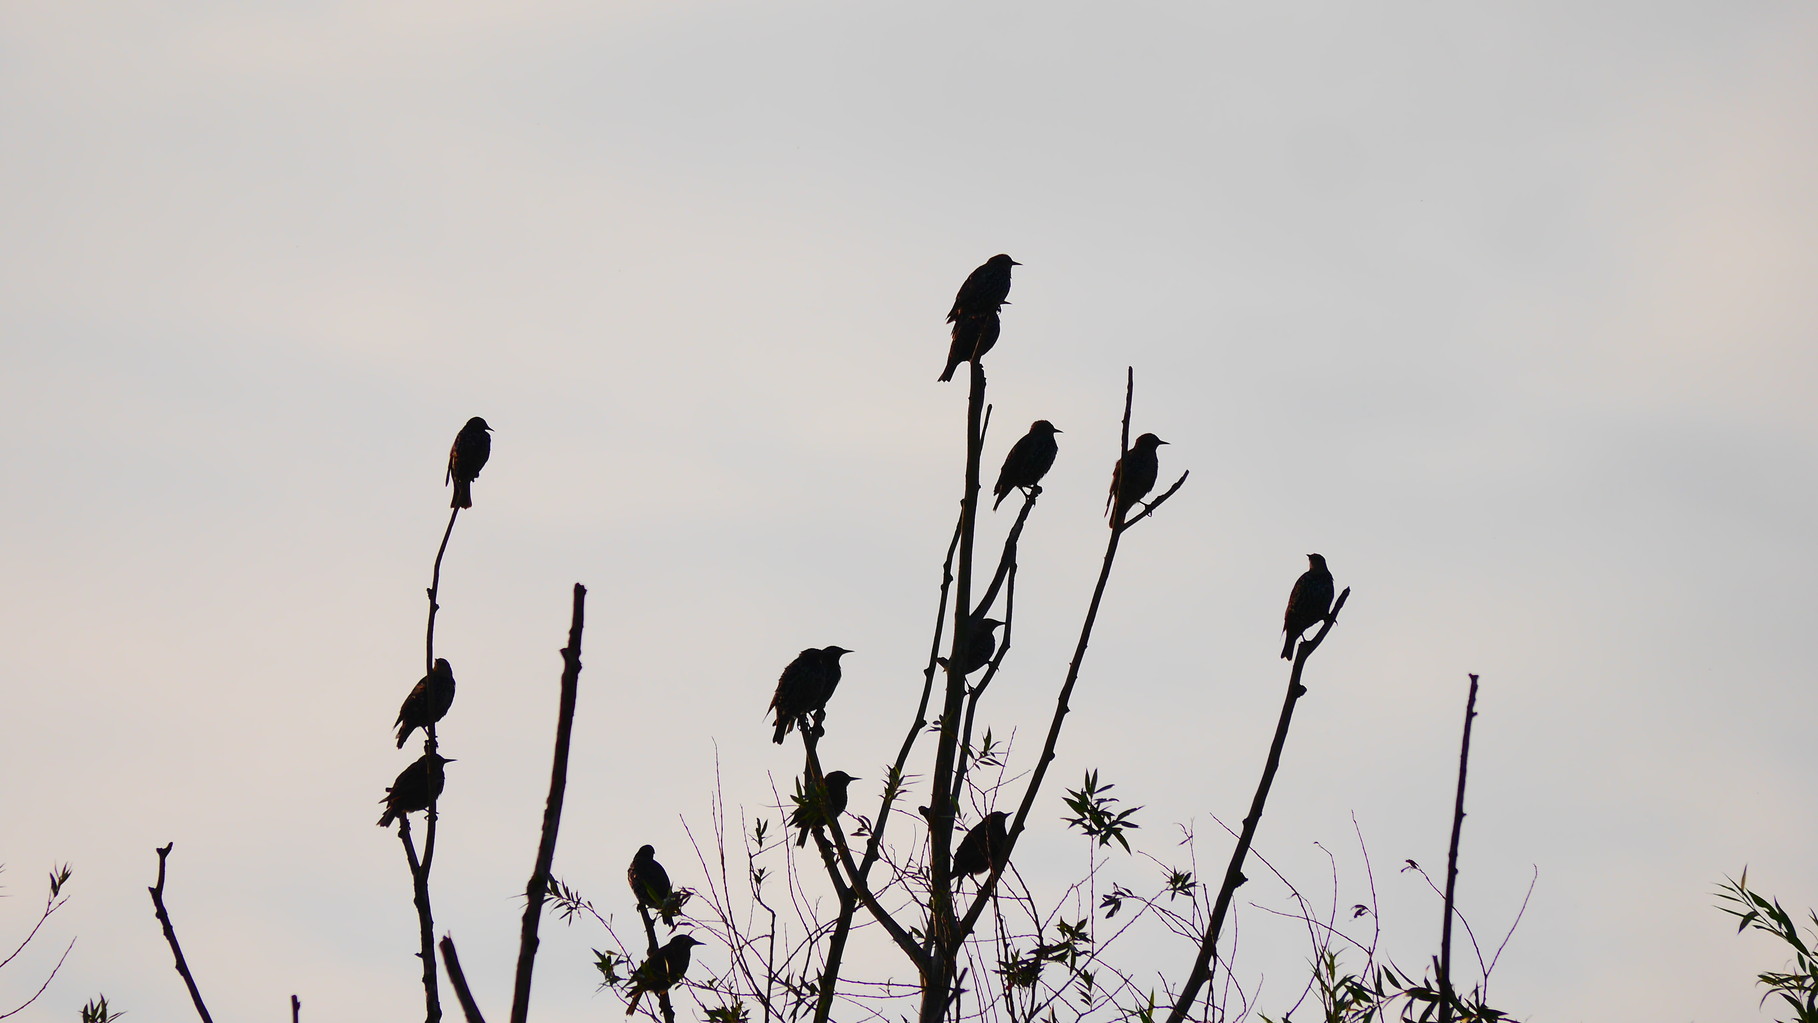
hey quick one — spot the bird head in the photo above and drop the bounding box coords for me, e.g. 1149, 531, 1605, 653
432, 754, 456, 765
465, 416, 492, 432
989, 254, 1020, 267
1032, 420, 1060, 434
433, 657, 452, 673
822, 646, 853, 660
1134, 433, 1167, 449
824, 771, 858, 788
672, 935, 706, 949
635, 844, 656, 859
977, 618, 1005, 634
1308, 553, 1327, 570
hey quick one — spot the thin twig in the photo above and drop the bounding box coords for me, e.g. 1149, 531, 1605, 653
426, 507, 459, 675
439, 936, 489, 1023
0, 938, 73, 1020
291, 994, 301, 1023
1161, 587, 1352, 1023
147, 844, 215, 1023
508, 583, 588, 1023
398, 820, 441, 1023
1437, 673, 1481, 1023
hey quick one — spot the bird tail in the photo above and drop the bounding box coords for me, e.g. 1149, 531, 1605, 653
395, 724, 412, 749
992, 487, 1007, 511
625, 990, 642, 1016
795, 826, 810, 848
772, 717, 789, 744
451, 479, 472, 509
937, 361, 958, 383
1280, 633, 1296, 660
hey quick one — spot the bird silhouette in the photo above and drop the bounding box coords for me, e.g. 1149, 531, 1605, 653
447, 417, 492, 509
628, 844, 677, 926
1106, 433, 1168, 522
938, 311, 1001, 382
768, 646, 852, 744
394, 658, 456, 749
947, 254, 1019, 323
624, 934, 705, 1016
377, 753, 453, 828
942, 618, 1005, 677
993, 420, 1061, 510
952, 810, 1011, 877
792, 770, 858, 847
1280, 554, 1335, 659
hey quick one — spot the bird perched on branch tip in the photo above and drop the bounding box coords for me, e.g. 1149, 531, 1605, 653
628, 844, 677, 926
447, 416, 492, 509
952, 810, 1011, 877
792, 770, 858, 847
624, 934, 705, 1016
1106, 433, 1168, 522
1281, 553, 1335, 660
377, 752, 453, 828
993, 420, 1061, 510
768, 646, 852, 744
938, 311, 1001, 382
394, 658, 457, 749
947, 254, 1019, 324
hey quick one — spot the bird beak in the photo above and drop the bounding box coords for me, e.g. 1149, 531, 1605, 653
1011, 260, 1022, 265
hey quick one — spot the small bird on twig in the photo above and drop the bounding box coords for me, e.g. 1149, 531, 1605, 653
447, 416, 492, 509
792, 770, 858, 847
993, 420, 1061, 510
768, 646, 852, 744
938, 312, 1001, 382
952, 810, 1011, 877
377, 752, 453, 828
1281, 553, 1335, 660
394, 658, 457, 748
624, 934, 705, 1016
947, 254, 1019, 324
627, 844, 677, 926
1106, 433, 1168, 522
940, 618, 1004, 677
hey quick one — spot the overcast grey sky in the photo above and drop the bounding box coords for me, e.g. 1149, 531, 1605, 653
4, 3, 1817, 1021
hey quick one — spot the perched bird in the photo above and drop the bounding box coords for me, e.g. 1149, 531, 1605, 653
624, 934, 705, 1016
377, 753, 453, 828
1280, 553, 1335, 660
627, 844, 676, 926
791, 770, 858, 847
1106, 433, 1169, 522
768, 646, 852, 744
447, 417, 493, 509
942, 618, 1005, 677
394, 658, 457, 749
937, 311, 1001, 382
992, 420, 1062, 510
947, 254, 1019, 323
952, 810, 1011, 878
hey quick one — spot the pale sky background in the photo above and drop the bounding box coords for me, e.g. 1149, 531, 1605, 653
4, 3, 1817, 1021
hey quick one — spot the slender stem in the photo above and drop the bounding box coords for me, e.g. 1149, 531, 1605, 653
633, 903, 676, 1023
439, 936, 489, 1023
507, 584, 588, 1023
1437, 674, 1481, 1023
426, 508, 459, 675
926, 360, 988, 980
146, 844, 215, 1023
0, 938, 73, 1020
1161, 587, 1352, 1023
398, 821, 441, 1023
952, 564, 1014, 802
291, 995, 301, 1023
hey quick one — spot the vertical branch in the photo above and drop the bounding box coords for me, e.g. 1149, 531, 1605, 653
426, 508, 460, 675
1437, 673, 1482, 1023
146, 844, 215, 1023
926, 361, 989, 972
634, 904, 677, 1023
508, 583, 589, 1023
1161, 588, 1351, 1023
291, 995, 301, 1023
398, 821, 441, 1023
439, 936, 489, 1023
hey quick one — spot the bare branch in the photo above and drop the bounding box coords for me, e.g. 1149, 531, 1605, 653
1437, 673, 1483, 1023
146, 844, 215, 1023
439, 935, 489, 1023
508, 583, 589, 1023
